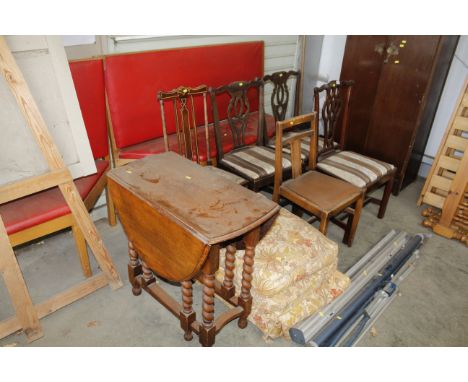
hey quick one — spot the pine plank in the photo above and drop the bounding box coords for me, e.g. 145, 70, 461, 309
446, 134, 468, 152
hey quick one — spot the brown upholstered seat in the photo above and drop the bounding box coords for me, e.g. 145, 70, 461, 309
272, 113, 364, 247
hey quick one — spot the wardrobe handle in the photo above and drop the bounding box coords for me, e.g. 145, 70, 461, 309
384, 42, 400, 64
375, 42, 400, 64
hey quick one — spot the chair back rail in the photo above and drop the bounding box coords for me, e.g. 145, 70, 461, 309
158, 85, 211, 164
263, 70, 301, 124
210, 78, 265, 162
273, 113, 317, 201
313, 80, 354, 156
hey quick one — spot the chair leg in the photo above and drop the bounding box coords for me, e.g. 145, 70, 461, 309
345, 196, 364, 247
319, 212, 329, 235
292, 204, 304, 218
105, 185, 117, 226
71, 223, 92, 277
378, 174, 394, 219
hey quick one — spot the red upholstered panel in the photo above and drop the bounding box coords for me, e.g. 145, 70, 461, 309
1, 160, 109, 235
69, 59, 109, 159
105, 42, 264, 149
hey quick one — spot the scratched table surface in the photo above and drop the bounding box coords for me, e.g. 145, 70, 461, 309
107, 152, 279, 245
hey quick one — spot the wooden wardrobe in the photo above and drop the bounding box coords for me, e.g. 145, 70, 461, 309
340, 35, 459, 194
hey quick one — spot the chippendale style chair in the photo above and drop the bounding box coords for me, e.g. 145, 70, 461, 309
158, 85, 247, 185
263, 70, 301, 125
209, 78, 293, 191
264, 70, 315, 162
314, 80, 396, 218
273, 113, 364, 246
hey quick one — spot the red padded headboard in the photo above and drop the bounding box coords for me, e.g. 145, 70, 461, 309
69, 59, 109, 159
105, 41, 264, 149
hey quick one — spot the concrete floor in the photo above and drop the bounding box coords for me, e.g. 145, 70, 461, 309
1, 179, 467, 347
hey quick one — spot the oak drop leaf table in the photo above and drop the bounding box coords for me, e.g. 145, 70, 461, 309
107, 152, 280, 346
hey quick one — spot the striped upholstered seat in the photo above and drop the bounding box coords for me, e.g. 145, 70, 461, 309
317, 151, 395, 188
220, 146, 292, 180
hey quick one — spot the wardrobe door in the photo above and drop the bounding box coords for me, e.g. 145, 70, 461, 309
402, 36, 459, 190
364, 36, 441, 191
340, 36, 386, 153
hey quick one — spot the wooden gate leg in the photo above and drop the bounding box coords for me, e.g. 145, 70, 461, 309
0, 217, 43, 342
128, 241, 142, 296
180, 280, 195, 341
238, 227, 260, 329
140, 260, 155, 288
200, 272, 215, 347
222, 244, 236, 298
199, 246, 219, 347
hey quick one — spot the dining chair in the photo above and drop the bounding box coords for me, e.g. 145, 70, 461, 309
209, 78, 293, 192
313, 80, 396, 218
273, 113, 364, 246
158, 85, 247, 185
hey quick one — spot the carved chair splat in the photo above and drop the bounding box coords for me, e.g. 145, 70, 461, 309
263, 70, 301, 125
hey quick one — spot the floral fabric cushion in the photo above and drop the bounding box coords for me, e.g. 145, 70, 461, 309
215, 207, 350, 339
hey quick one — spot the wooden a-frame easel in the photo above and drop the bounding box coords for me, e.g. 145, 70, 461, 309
0, 37, 122, 342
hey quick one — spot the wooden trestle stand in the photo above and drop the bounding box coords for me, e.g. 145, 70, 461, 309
108, 152, 280, 346
0, 37, 122, 342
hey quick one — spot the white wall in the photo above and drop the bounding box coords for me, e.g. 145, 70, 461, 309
302, 35, 347, 113
418, 36, 468, 177
316, 36, 347, 84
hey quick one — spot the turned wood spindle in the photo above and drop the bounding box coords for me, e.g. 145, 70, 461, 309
237, 228, 259, 329
128, 241, 140, 267
180, 280, 194, 341
141, 261, 154, 284
202, 273, 215, 328
240, 243, 255, 301
181, 280, 193, 315
223, 244, 236, 290
128, 241, 142, 296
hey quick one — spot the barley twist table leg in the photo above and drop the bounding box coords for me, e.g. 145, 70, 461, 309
141, 260, 155, 286
128, 241, 142, 296
180, 280, 195, 341
223, 244, 236, 294
202, 273, 215, 327
199, 272, 216, 347
238, 227, 260, 329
